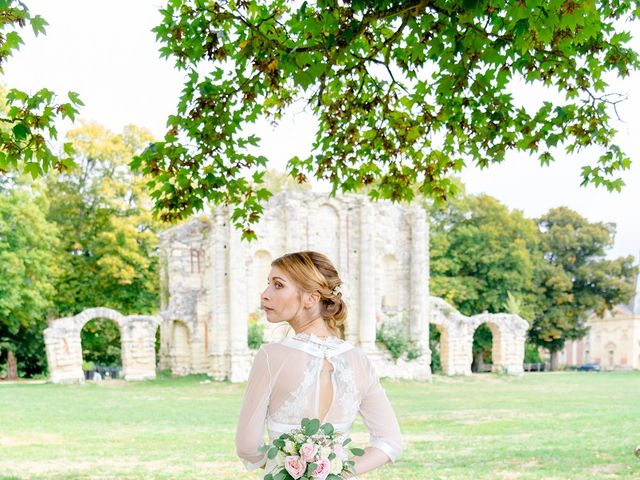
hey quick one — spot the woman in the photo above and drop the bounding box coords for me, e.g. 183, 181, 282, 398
235, 251, 403, 478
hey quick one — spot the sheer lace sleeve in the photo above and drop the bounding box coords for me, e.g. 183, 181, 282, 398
235, 346, 271, 471
358, 355, 403, 463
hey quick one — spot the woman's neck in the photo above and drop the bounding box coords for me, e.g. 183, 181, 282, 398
291, 315, 334, 337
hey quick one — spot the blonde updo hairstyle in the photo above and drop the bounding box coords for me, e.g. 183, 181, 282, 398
272, 251, 347, 339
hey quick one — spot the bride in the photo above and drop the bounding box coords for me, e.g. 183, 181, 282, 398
235, 251, 403, 478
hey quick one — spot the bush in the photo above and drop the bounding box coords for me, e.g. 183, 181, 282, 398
429, 327, 442, 372
524, 342, 542, 363
376, 312, 423, 362
247, 311, 265, 350
82, 360, 96, 372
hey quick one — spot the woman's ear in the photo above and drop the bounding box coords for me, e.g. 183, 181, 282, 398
304, 291, 321, 309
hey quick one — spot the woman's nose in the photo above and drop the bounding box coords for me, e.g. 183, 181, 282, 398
261, 287, 270, 300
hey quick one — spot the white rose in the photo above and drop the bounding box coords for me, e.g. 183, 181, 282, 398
284, 439, 297, 455
330, 457, 344, 475
275, 451, 286, 467
319, 446, 332, 459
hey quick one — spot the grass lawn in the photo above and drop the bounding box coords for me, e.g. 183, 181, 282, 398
0, 371, 639, 479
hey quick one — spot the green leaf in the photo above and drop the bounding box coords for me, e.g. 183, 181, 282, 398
321, 423, 334, 435
30, 15, 48, 36
4, 31, 24, 53
12, 124, 30, 141
349, 447, 365, 456
304, 418, 320, 436
24, 162, 43, 178
68, 91, 85, 106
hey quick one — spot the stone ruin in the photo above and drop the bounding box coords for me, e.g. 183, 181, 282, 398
43, 191, 528, 383
430, 297, 528, 375
44, 307, 159, 383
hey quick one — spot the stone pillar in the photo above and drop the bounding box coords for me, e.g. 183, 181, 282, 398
209, 209, 230, 381
359, 200, 376, 351
121, 317, 158, 381
410, 206, 429, 352
438, 318, 473, 376
228, 217, 252, 382
493, 315, 528, 375
44, 321, 84, 384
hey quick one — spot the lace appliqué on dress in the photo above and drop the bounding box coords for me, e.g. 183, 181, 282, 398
269, 356, 323, 424
331, 355, 359, 420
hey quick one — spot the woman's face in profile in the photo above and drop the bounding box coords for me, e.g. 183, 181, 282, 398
261, 266, 302, 324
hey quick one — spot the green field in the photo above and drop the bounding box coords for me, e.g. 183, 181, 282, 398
0, 372, 639, 479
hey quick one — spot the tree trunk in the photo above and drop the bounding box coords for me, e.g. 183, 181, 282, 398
549, 350, 559, 371
472, 351, 484, 373
7, 350, 18, 380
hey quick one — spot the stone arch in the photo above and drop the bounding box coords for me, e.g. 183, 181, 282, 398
470, 313, 528, 374
44, 307, 160, 383
80, 315, 123, 377
429, 297, 528, 375
430, 298, 474, 375
430, 323, 448, 374
167, 319, 193, 375
307, 203, 340, 265
470, 321, 503, 373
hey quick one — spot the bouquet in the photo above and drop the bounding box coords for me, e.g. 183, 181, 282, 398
259, 417, 364, 480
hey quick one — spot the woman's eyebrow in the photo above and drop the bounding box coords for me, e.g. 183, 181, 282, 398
269, 276, 287, 282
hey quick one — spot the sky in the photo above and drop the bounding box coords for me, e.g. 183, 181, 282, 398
4, 1, 639, 260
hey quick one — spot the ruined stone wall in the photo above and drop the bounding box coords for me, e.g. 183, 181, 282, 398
159, 191, 432, 382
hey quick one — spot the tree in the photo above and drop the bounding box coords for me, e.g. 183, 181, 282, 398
530, 207, 637, 370
47, 122, 161, 317
429, 192, 544, 368
0, 187, 59, 378
430, 192, 542, 318
135, 0, 640, 237
0, 3, 82, 178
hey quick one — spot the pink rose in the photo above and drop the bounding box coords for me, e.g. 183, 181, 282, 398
311, 459, 331, 480
284, 456, 307, 480
299, 442, 319, 463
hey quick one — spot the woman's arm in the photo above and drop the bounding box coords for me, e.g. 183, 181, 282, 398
348, 446, 393, 476
352, 355, 403, 475
235, 347, 272, 471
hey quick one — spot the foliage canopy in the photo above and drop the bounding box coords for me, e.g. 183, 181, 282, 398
0, 2, 82, 178
133, 0, 640, 237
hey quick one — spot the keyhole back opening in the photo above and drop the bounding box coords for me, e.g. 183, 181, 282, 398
318, 358, 334, 423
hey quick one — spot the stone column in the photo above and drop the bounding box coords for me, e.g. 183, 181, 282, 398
208, 208, 230, 381
359, 200, 376, 351
410, 206, 429, 352
121, 317, 159, 381
44, 321, 84, 384
495, 315, 527, 375
228, 217, 252, 382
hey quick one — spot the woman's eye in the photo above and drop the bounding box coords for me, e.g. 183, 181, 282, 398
275, 283, 283, 289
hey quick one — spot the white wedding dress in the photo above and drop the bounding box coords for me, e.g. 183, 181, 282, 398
235, 332, 403, 476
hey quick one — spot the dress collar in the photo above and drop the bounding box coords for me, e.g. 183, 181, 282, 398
281, 332, 353, 358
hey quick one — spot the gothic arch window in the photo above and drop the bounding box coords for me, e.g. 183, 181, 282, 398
190, 248, 204, 273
